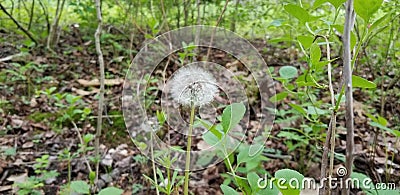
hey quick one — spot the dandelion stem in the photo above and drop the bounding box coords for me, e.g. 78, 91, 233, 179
184, 104, 196, 195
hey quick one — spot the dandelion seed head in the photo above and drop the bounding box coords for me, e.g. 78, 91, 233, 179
170, 66, 218, 107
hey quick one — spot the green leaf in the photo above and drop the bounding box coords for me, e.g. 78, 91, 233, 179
350, 31, 357, 50
313, 0, 328, 8
70, 180, 90, 194
279, 66, 298, 79
297, 35, 314, 49
220, 184, 239, 195
307, 106, 329, 115
202, 131, 220, 146
351, 172, 376, 195
327, 0, 346, 9
310, 43, 321, 66
352, 75, 376, 88
98, 187, 124, 195
354, 0, 383, 22
247, 172, 261, 192
376, 189, 399, 195
289, 103, 307, 116
296, 74, 316, 87
284, 4, 311, 24
377, 116, 388, 126
83, 134, 95, 144
222, 102, 246, 133
89, 171, 96, 183
269, 92, 288, 103
274, 169, 304, 195
370, 122, 392, 132
314, 60, 331, 71
237, 144, 264, 165
369, 13, 390, 32
392, 130, 400, 137
198, 119, 223, 139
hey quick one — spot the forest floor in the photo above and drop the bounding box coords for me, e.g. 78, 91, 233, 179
0, 29, 399, 194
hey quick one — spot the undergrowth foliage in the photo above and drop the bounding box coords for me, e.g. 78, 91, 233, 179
0, 0, 399, 195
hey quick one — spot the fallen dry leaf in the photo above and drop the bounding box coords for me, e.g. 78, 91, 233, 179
77, 78, 123, 87
7, 173, 28, 183
22, 142, 34, 149
72, 87, 99, 96
0, 185, 12, 192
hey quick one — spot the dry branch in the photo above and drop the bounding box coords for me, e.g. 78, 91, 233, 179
94, 0, 106, 187
0, 3, 37, 45
342, 1, 355, 194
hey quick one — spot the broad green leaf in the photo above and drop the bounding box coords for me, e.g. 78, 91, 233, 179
247, 172, 260, 192
284, 4, 311, 24
70, 180, 90, 194
274, 169, 304, 195
237, 144, 264, 165
313, 0, 328, 8
258, 186, 280, 195
289, 103, 307, 116
365, 113, 378, 123
392, 130, 400, 137
352, 75, 376, 88
327, 0, 346, 9
222, 102, 246, 133
249, 143, 264, 157
354, 0, 383, 22
369, 13, 390, 32
198, 119, 223, 139
297, 35, 314, 49
310, 43, 321, 65
296, 74, 316, 87
376, 189, 399, 195
377, 116, 388, 126
257, 177, 280, 195
98, 187, 124, 195
220, 184, 239, 195
269, 92, 288, 103
196, 151, 215, 166
307, 106, 329, 115
202, 131, 219, 146
279, 66, 298, 79
350, 31, 357, 50
351, 172, 376, 195
314, 60, 331, 71
370, 122, 392, 132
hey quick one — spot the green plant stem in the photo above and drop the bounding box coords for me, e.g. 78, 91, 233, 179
221, 137, 245, 194
184, 104, 196, 195
150, 132, 160, 195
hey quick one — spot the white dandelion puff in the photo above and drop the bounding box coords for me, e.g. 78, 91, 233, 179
170, 66, 218, 107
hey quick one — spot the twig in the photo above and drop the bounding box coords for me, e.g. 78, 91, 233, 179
320, 35, 337, 195
37, 0, 50, 34
27, 0, 35, 31
205, 0, 230, 61
71, 120, 93, 173
0, 3, 37, 45
342, 1, 355, 195
47, 0, 66, 49
94, 0, 106, 188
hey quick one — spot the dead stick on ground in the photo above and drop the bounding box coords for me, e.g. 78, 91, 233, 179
342, 1, 355, 195
94, 0, 105, 189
